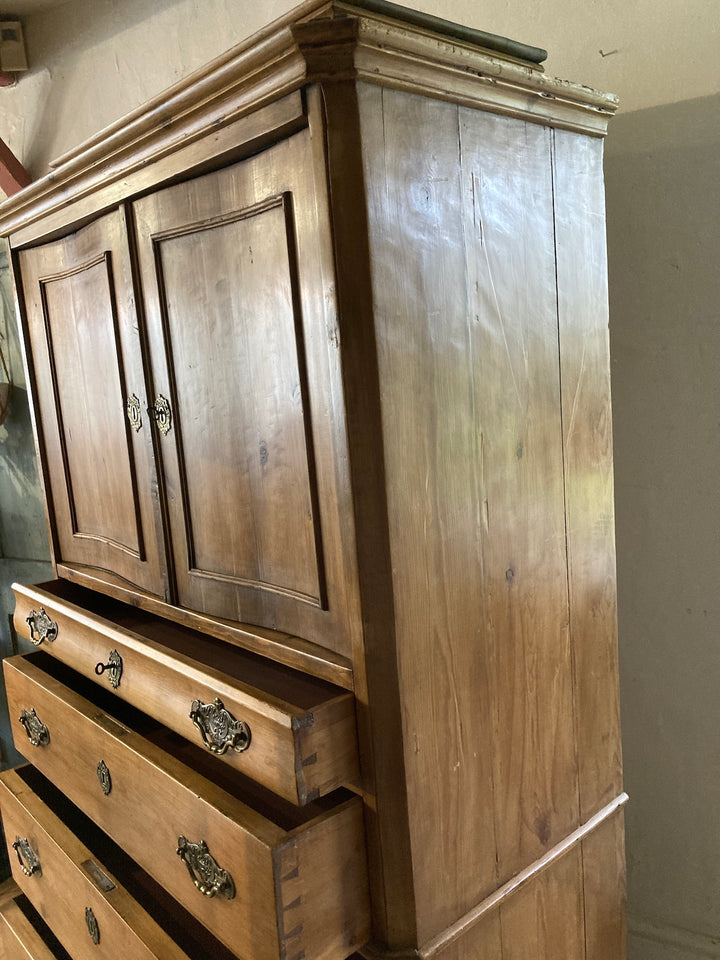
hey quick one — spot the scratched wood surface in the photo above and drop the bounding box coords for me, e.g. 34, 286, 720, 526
13, 580, 359, 805
0, 769, 195, 960
132, 126, 358, 660
553, 127, 623, 820
17, 211, 168, 600
3, 653, 370, 960
358, 85, 581, 944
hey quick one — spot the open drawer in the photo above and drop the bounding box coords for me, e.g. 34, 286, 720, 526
4, 652, 371, 960
0, 768, 242, 960
0, 877, 69, 960
12, 581, 359, 805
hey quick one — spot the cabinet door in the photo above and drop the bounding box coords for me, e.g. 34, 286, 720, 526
19, 210, 168, 598
132, 131, 354, 654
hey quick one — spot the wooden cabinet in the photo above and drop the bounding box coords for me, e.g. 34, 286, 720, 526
0, 2, 626, 959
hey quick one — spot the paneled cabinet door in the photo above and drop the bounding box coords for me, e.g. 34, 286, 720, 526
132, 130, 353, 653
19, 210, 168, 598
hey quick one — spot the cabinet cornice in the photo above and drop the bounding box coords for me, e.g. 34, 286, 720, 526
0, 0, 617, 243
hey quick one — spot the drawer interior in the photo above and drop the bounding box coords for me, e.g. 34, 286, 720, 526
30, 580, 348, 708
13, 764, 240, 960
21, 651, 357, 830
5, 892, 72, 960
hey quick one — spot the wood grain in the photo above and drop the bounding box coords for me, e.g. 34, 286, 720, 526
17, 210, 167, 600
0, 896, 62, 960
0, 1, 617, 244
3, 653, 370, 960
0, 768, 193, 960
552, 128, 623, 819
133, 125, 358, 658
358, 84, 581, 941
317, 79, 418, 948
54, 563, 355, 688
13, 580, 359, 805
582, 809, 627, 960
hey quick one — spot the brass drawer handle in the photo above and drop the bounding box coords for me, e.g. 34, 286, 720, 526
95, 650, 123, 689
12, 837, 41, 877
176, 837, 235, 900
26, 608, 58, 645
19, 708, 50, 747
190, 698, 251, 755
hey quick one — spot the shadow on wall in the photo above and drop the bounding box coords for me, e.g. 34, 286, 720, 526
606, 94, 720, 959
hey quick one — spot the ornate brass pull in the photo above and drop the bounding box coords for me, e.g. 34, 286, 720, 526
12, 837, 41, 877
26, 608, 58, 645
190, 698, 251, 755
95, 650, 123, 689
176, 837, 235, 900
126, 394, 143, 432
19, 708, 49, 747
149, 395, 172, 436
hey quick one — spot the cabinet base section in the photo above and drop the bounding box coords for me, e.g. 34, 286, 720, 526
361, 794, 628, 960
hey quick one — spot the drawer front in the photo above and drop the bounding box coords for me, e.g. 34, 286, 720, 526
4, 654, 371, 960
13, 581, 359, 805
0, 880, 65, 960
0, 769, 191, 960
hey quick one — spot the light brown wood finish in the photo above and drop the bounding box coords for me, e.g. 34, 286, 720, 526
358, 84, 579, 942
4, 653, 370, 960
13, 580, 359, 805
316, 79, 418, 949
582, 810, 627, 960
54, 563, 355, 688
0, 897, 61, 960
552, 128, 623, 819
0, 5, 626, 957
133, 127, 358, 658
18, 211, 167, 600
0, 769, 193, 960
0, 2, 617, 244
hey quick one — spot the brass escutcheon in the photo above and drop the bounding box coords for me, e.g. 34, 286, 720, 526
95, 650, 123, 689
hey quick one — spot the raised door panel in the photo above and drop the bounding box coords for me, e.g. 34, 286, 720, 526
133, 130, 357, 657
18, 210, 167, 598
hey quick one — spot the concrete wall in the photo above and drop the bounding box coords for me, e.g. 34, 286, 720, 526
0, 1, 717, 956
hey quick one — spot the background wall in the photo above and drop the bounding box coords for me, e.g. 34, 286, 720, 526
0, 1, 718, 957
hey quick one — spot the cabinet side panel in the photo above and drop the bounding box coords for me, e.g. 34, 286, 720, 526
552, 129, 623, 818
498, 847, 585, 959
359, 84, 579, 942
582, 810, 627, 960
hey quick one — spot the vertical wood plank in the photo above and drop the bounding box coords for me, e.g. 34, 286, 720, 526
499, 847, 586, 960
458, 108, 579, 879
552, 129, 623, 822
359, 85, 500, 943
361, 85, 582, 944
320, 80, 418, 949
582, 811, 627, 960
432, 912, 503, 960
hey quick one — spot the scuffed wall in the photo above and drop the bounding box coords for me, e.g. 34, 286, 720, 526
607, 96, 720, 959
